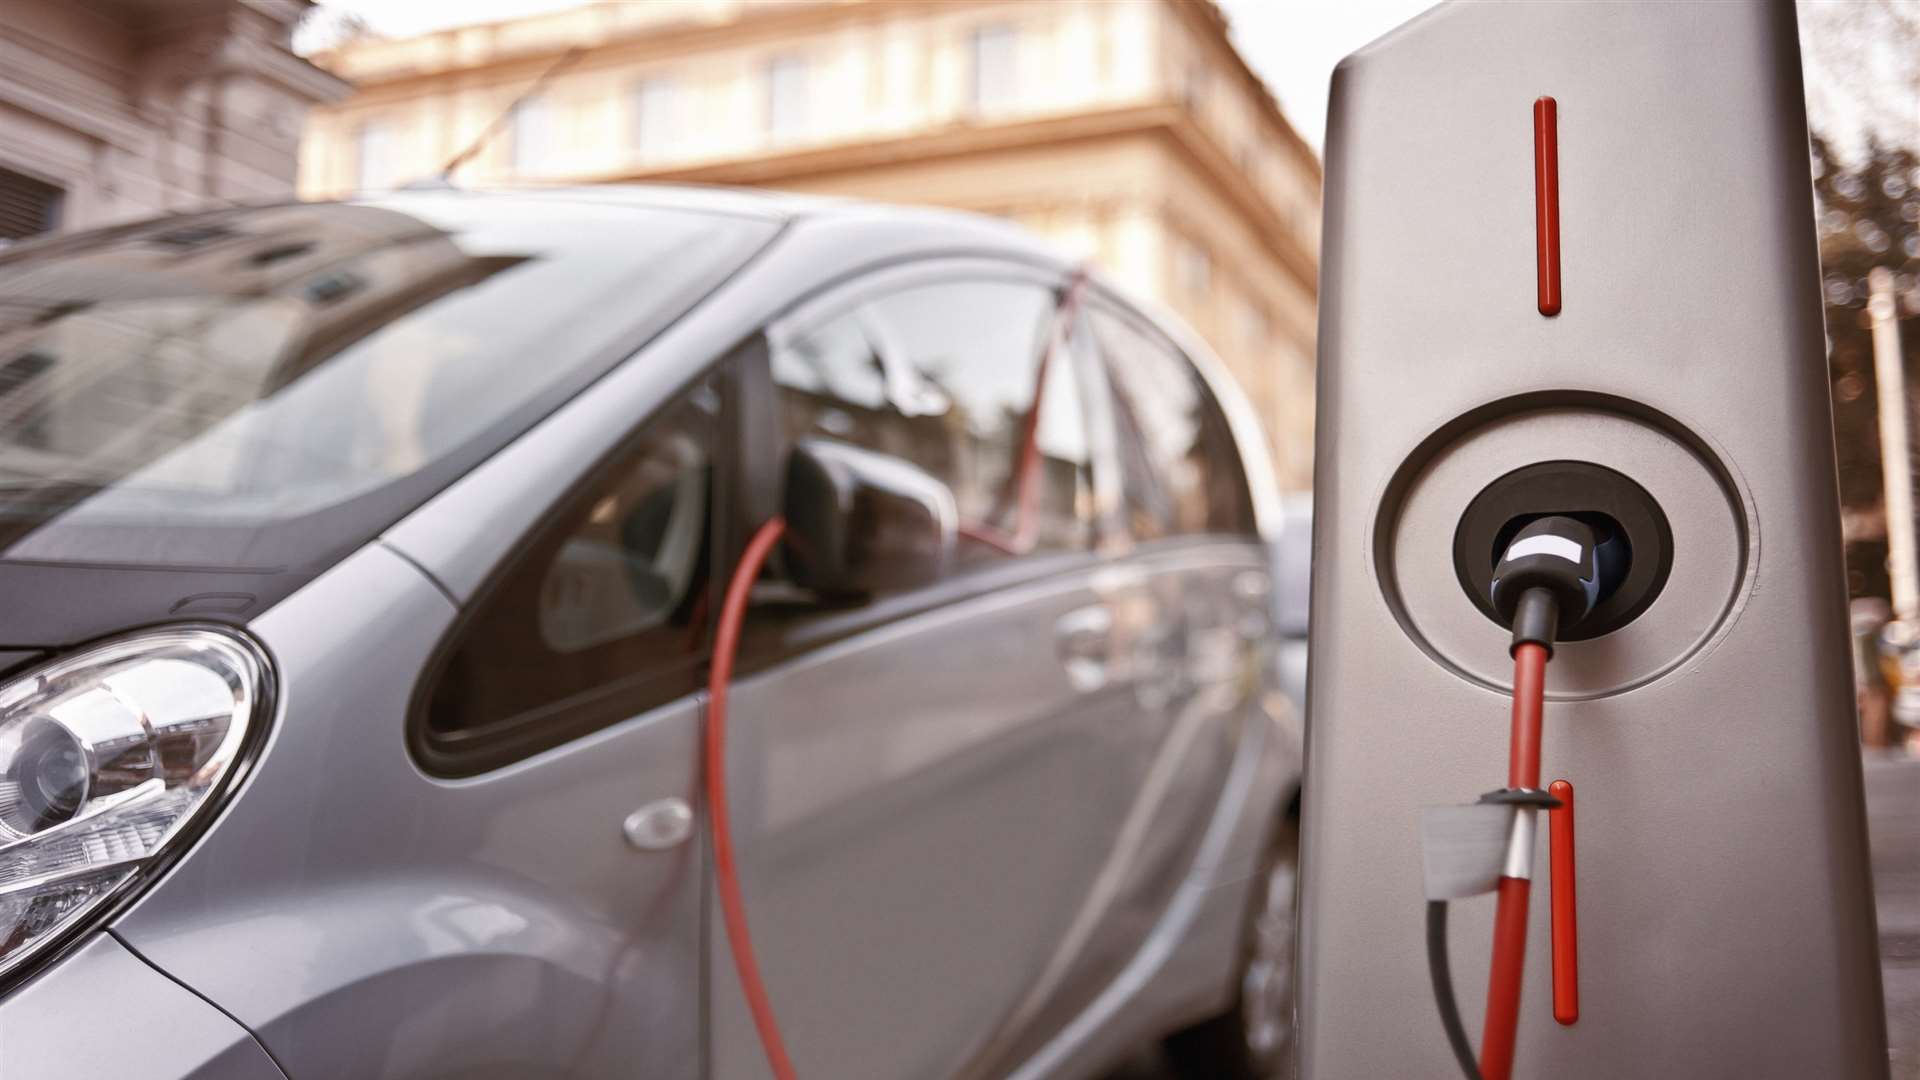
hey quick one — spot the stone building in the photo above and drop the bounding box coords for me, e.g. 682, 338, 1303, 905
0, 0, 346, 241
301, 0, 1320, 487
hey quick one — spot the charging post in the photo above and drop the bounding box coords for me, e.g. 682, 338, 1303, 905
1300, 3, 1887, 1077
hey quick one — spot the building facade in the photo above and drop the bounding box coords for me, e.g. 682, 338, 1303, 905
301, 0, 1320, 488
0, 0, 346, 242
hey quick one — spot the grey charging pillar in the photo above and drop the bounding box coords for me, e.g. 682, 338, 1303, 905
1301, 2, 1887, 1077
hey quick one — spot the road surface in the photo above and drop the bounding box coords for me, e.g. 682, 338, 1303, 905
1867, 752, 1920, 1078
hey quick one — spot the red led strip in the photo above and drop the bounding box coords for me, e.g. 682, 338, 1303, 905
1549, 778, 1579, 1025
1534, 96, 1562, 317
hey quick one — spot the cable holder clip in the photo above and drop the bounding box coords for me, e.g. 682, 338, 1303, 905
1478, 787, 1561, 884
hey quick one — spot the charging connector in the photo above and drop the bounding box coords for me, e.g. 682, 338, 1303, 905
1455, 461, 1671, 642
1491, 515, 1608, 654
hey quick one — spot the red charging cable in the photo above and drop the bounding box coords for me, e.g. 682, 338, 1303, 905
1430, 520, 1598, 1079
706, 516, 798, 1080
1479, 642, 1548, 1080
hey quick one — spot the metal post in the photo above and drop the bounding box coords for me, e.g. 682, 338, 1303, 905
1303, 4, 1887, 1073
1872, 266, 1916, 621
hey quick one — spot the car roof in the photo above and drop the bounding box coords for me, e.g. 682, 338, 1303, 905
0, 181, 1069, 284
390, 182, 1070, 266
0, 180, 1062, 270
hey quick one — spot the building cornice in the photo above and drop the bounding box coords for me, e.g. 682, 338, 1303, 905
314, 0, 1324, 186
314, 0, 946, 91
1156, 102, 1319, 296
216, 32, 351, 103
0, 30, 150, 150
590, 102, 1318, 295
1169, 0, 1322, 186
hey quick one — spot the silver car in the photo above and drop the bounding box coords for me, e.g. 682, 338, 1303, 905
0, 187, 1304, 1080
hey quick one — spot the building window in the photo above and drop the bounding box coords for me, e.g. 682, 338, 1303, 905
354, 120, 398, 190
147, 224, 238, 252
0, 168, 64, 242
1176, 239, 1211, 296
970, 25, 1019, 113
632, 78, 680, 160
766, 54, 809, 141
512, 95, 554, 174
1181, 63, 1209, 111
1236, 297, 1270, 349
1235, 143, 1260, 184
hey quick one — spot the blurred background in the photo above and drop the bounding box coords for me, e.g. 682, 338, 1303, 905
1, 0, 1912, 651
0, 0, 1916, 1072
301, 0, 1341, 496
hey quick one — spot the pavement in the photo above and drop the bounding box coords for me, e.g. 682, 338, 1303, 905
1105, 752, 1920, 1079
1866, 752, 1920, 1078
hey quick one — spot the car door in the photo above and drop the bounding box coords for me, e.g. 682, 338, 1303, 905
709, 260, 1170, 1079
393, 371, 732, 1078
1088, 298, 1274, 794
972, 298, 1283, 1061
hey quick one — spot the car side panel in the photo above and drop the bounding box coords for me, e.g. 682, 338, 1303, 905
968, 543, 1276, 1074
1009, 686, 1298, 1080
0, 934, 284, 1080
709, 563, 1144, 1080
112, 544, 707, 1079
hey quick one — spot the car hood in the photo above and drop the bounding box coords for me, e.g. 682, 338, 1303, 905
0, 558, 306, 658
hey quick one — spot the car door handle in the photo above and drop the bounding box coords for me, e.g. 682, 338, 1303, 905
623, 797, 694, 851
1056, 605, 1114, 692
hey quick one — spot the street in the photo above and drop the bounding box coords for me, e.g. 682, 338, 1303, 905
1868, 753, 1920, 1078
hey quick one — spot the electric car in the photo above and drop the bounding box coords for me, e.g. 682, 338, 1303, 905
0, 187, 1305, 1080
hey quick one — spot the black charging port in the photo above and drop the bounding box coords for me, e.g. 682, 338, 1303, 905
1454, 461, 1672, 642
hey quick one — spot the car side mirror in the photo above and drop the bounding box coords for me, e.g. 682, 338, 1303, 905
782, 436, 956, 597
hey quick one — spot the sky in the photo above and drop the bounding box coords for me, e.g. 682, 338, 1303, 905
1216, 0, 1438, 151
297, 0, 1444, 155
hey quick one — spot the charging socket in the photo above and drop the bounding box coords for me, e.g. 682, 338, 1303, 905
1454, 461, 1672, 641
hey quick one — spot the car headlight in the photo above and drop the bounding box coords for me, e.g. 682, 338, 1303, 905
0, 627, 269, 987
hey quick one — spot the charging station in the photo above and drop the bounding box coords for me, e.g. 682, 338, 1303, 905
1300, 2, 1888, 1076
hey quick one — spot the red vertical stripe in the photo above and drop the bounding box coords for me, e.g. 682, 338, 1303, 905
1534, 96, 1562, 316
1549, 779, 1580, 1025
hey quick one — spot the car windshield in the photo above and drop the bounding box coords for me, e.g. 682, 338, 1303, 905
0, 193, 777, 570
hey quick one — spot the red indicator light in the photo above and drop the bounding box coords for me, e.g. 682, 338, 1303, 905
1534, 97, 1562, 317
1548, 778, 1579, 1025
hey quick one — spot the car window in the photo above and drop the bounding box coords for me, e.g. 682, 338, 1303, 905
423, 378, 718, 757
1090, 304, 1256, 539
773, 275, 1094, 574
